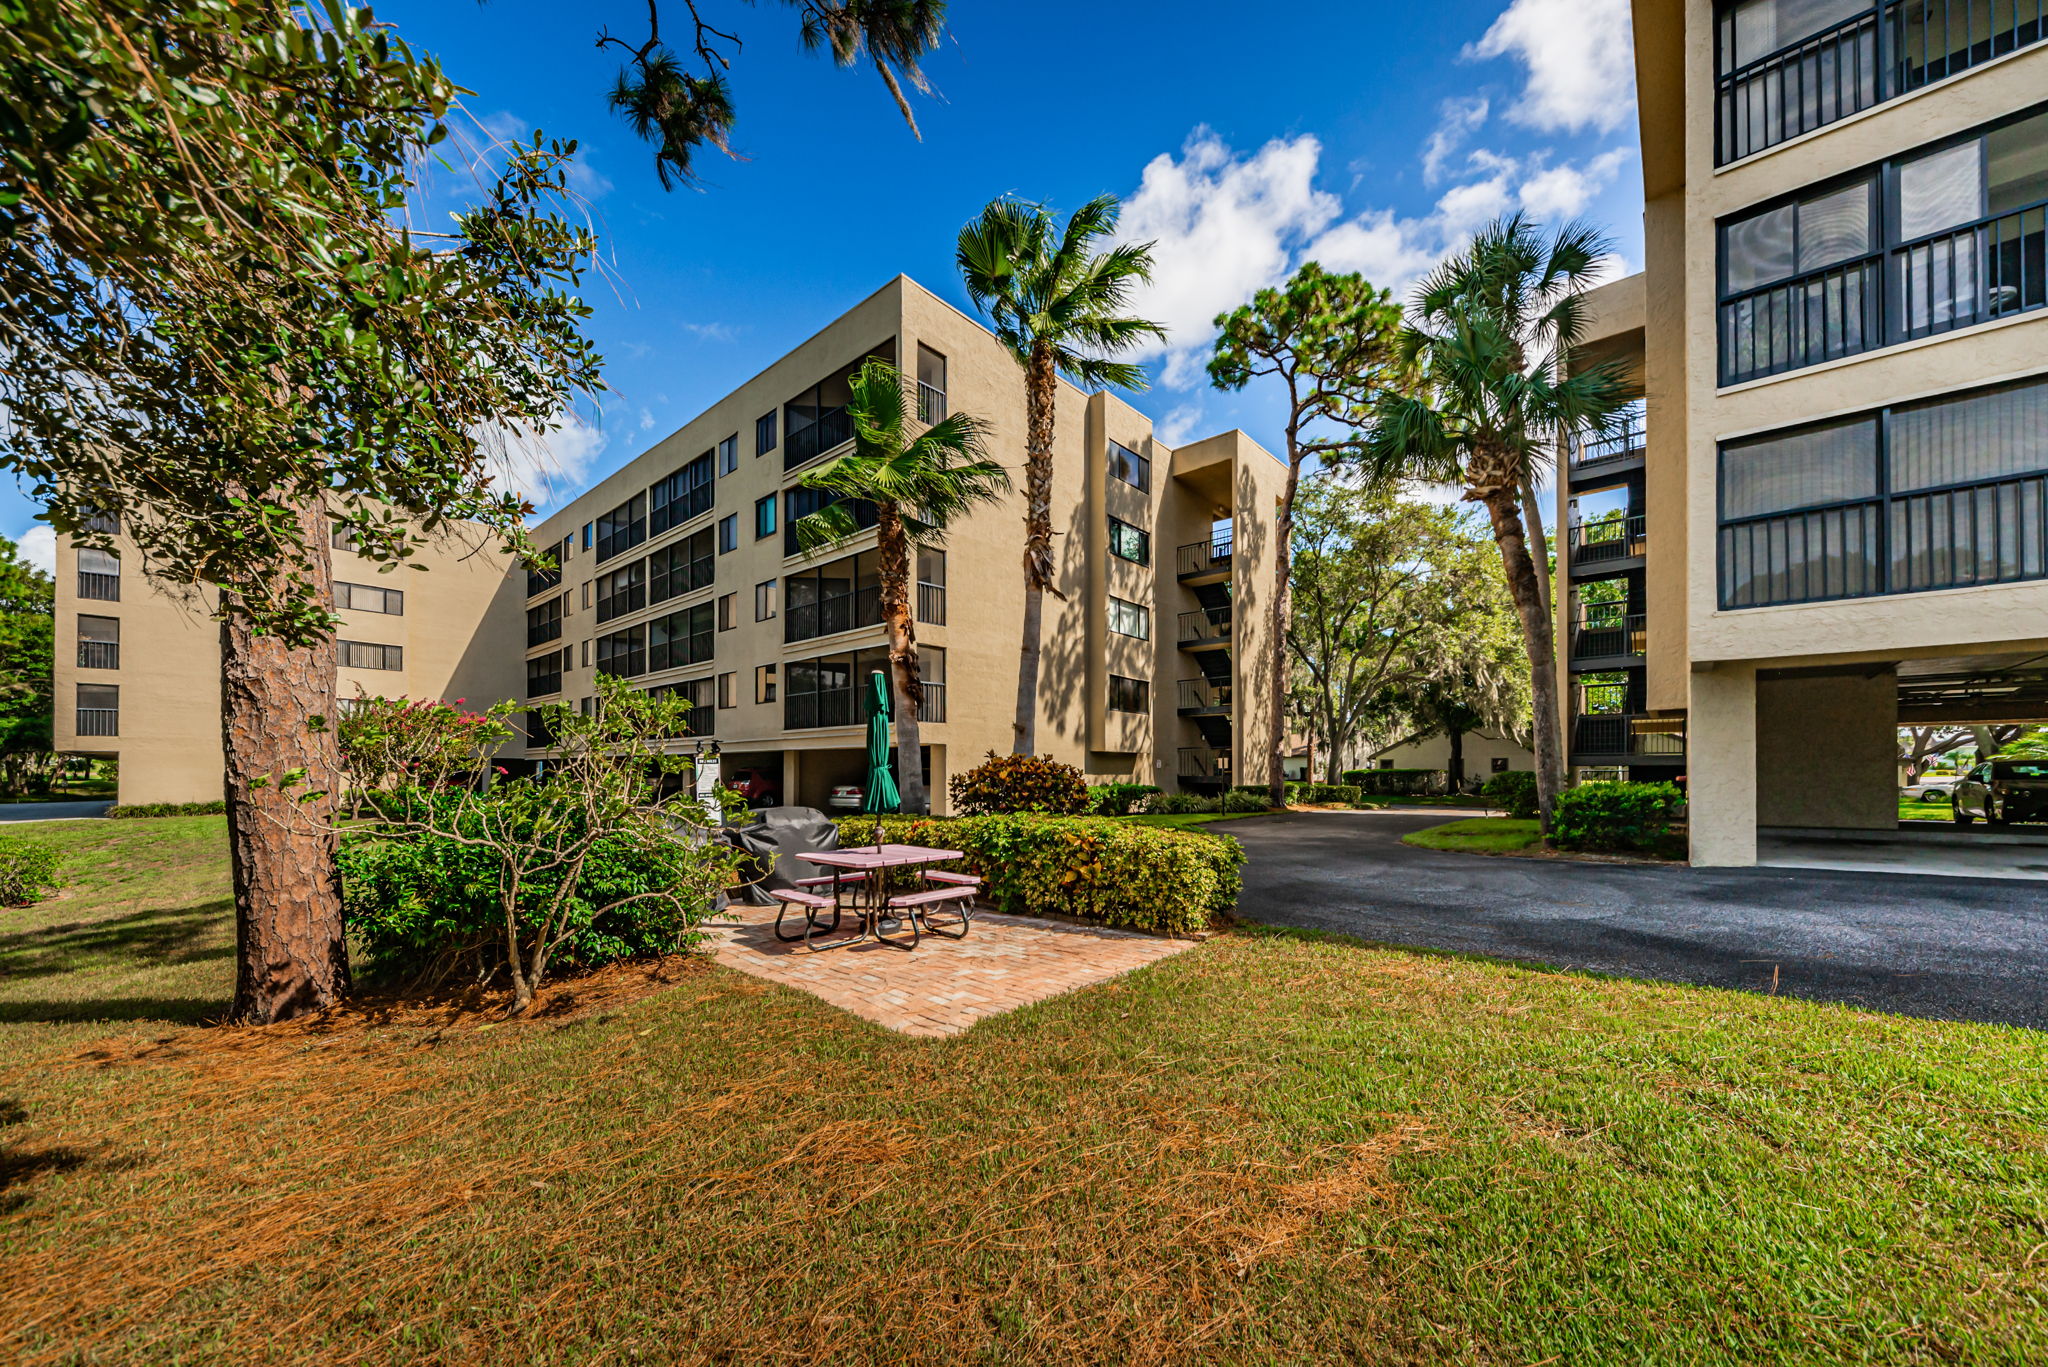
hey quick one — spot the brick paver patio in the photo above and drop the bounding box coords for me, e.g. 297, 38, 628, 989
702, 901, 1197, 1037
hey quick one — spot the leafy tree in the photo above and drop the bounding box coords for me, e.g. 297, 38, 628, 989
0, 536, 55, 798
3, 4, 601, 1021
1209, 264, 1409, 807
1360, 215, 1635, 829
956, 194, 1165, 756
1285, 477, 1524, 783
793, 360, 1009, 813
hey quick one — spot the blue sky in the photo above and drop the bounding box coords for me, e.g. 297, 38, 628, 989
8, 0, 1642, 564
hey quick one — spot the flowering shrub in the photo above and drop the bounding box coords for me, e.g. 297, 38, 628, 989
335, 694, 516, 808
949, 752, 1088, 816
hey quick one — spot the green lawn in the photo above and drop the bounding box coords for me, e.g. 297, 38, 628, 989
1116, 810, 1265, 830
3, 816, 2046, 1363
1352, 793, 1496, 810
1900, 797, 1954, 822
1401, 816, 1544, 854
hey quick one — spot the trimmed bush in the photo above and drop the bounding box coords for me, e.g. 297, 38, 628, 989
0, 836, 63, 906
107, 801, 227, 818
1551, 781, 1685, 853
951, 752, 1088, 816
1348, 768, 1447, 797
1294, 783, 1361, 805
1481, 770, 1538, 819
1149, 792, 1219, 815
835, 813, 1240, 934
1087, 782, 1162, 816
1221, 788, 1271, 813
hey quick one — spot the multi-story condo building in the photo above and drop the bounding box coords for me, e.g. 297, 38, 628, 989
53, 275, 1286, 812
1556, 1, 2048, 865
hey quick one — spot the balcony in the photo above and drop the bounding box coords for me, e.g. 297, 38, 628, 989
527, 618, 562, 648
1568, 610, 1645, 666
526, 564, 562, 598
1569, 407, 1647, 474
1567, 514, 1646, 570
785, 586, 883, 644
76, 707, 118, 738
527, 671, 561, 699
916, 579, 946, 626
523, 709, 554, 750
1176, 535, 1233, 581
1177, 606, 1232, 648
1571, 713, 1685, 762
920, 680, 947, 724
1176, 677, 1232, 714
917, 383, 947, 424
77, 640, 119, 670
785, 408, 854, 471
77, 571, 119, 602
1178, 746, 1231, 781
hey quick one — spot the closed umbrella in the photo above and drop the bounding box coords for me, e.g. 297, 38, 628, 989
862, 669, 901, 816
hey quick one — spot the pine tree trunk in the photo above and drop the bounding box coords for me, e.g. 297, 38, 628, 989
1478, 488, 1566, 831
1266, 453, 1304, 809
875, 505, 927, 813
223, 498, 348, 1024
1012, 343, 1059, 755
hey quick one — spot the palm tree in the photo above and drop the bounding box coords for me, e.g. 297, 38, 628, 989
792, 358, 1010, 813
1360, 215, 1636, 829
955, 194, 1165, 755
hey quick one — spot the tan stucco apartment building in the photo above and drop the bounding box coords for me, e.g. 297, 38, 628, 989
56, 275, 1286, 813
1560, 0, 2048, 864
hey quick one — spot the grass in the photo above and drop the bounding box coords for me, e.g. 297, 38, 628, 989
1400, 816, 1544, 854
1351, 793, 1495, 810
3, 819, 2047, 1363
1116, 810, 1265, 830
1900, 797, 1954, 822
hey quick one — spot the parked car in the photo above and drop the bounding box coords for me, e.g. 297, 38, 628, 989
826, 784, 864, 811
1904, 775, 1959, 803
726, 767, 781, 809
1951, 760, 2048, 825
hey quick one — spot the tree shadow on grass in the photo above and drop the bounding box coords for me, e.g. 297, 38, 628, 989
0, 899, 233, 982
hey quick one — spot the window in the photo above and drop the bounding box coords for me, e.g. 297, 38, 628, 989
582, 522, 593, 551
784, 645, 891, 730
336, 581, 404, 615
756, 410, 778, 455
651, 677, 717, 737
527, 544, 565, 598
718, 514, 738, 554
784, 368, 857, 469
783, 549, 882, 643
527, 595, 563, 647
1108, 675, 1148, 713
717, 592, 737, 630
329, 521, 357, 551
595, 493, 647, 562
648, 527, 714, 604
594, 560, 646, 623
1108, 516, 1151, 566
596, 625, 647, 678
647, 602, 714, 671
916, 344, 948, 422
754, 493, 777, 540
920, 646, 946, 722
1108, 439, 1151, 492
755, 663, 778, 703
581, 580, 592, 610
1108, 596, 1150, 639
716, 434, 738, 477
916, 548, 946, 625
76, 682, 118, 736
79, 506, 119, 535
649, 452, 714, 534
1491, 757, 1511, 774
527, 650, 563, 698
77, 614, 119, 670
523, 708, 554, 749
717, 671, 737, 709
784, 485, 876, 555
77, 547, 119, 602
755, 579, 778, 621
338, 640, 403, 671
581, 639, 590, 668
1717, 106, 2048, 383
581, 696, 596, 717
1718, 373, 2048, 608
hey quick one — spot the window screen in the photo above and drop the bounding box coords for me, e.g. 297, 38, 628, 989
1888, 376, 2048, 493
1898, 141, 1983, 240
1721, 417, 1879, 520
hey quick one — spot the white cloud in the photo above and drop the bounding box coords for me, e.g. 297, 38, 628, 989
1119, 127, 1340, 375
1422, 97, 1491, 184
1156, 405, 1204, 447
1466, 0, 1636, 135
481, 410, 608, 512
638, 407, 657, 432
1517, 148, 1632, 221
13, 526, 53, 575
479, 110, 612, 200
1303, 210, 1439, 292
680, 321, 739, 343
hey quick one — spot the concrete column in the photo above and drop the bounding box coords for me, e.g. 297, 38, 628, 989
1688, 662, 1757, 867
781, 748, 801, 811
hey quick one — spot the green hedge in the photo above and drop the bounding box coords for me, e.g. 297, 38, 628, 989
1551, 781, 1685, 853
1086, 782, 1162, 816
833, 814, 1241, 935
1293, 783, 1361, 805
0, 836, 63, 906
107, 801, 227, 818
1481, 771, 1538, 819
1345, 768, 1446, 796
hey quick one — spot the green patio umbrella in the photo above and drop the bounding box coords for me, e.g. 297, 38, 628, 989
862, 669, 901, 816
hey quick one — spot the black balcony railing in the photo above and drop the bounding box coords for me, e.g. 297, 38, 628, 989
77, 640, 119, 670
1572, 713, 1686, 760
1719, 256, 1882, 385
1177, 606, 1232, 645
1176, 536, 1233, 578
1568, 514, 1647, 564
1178, 746, 1231, 780
523, 710, 555, 750
526, 564, 562, 597
784, 495, 877, 556
527, 618, 562, 648
1715, 1, 2047, 166
596, 585, 645, 624
916, 579, 946, 626
77, 571, 119, 602
785, 586, 883, 644
76, 707, 118, 737
1572, 407, 1648, 468
1177, 677, 1231, 712
785, 408, 853, 470
1895, 197, 2048, 342
917, 383, 947, 424
920, 681, 947, 724
1569, 611, 1646, 662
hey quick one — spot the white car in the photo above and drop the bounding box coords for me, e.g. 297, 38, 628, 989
826, 784, 864, 810
1903, 775, 1960, 803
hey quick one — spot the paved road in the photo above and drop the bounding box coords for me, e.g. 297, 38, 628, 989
0, 800, 111, 822
1231, 810, 2048, 1029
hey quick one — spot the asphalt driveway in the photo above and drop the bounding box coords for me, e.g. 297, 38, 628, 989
1230, 810, 2048, 1029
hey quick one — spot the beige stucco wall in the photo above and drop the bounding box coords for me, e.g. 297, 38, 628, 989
1375, 729, 1534, 777
1754, 669, 1899, 830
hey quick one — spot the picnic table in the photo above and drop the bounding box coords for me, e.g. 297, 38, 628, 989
779, 842, 972, 951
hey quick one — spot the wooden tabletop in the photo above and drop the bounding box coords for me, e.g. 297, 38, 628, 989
802, 844, 964, 870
